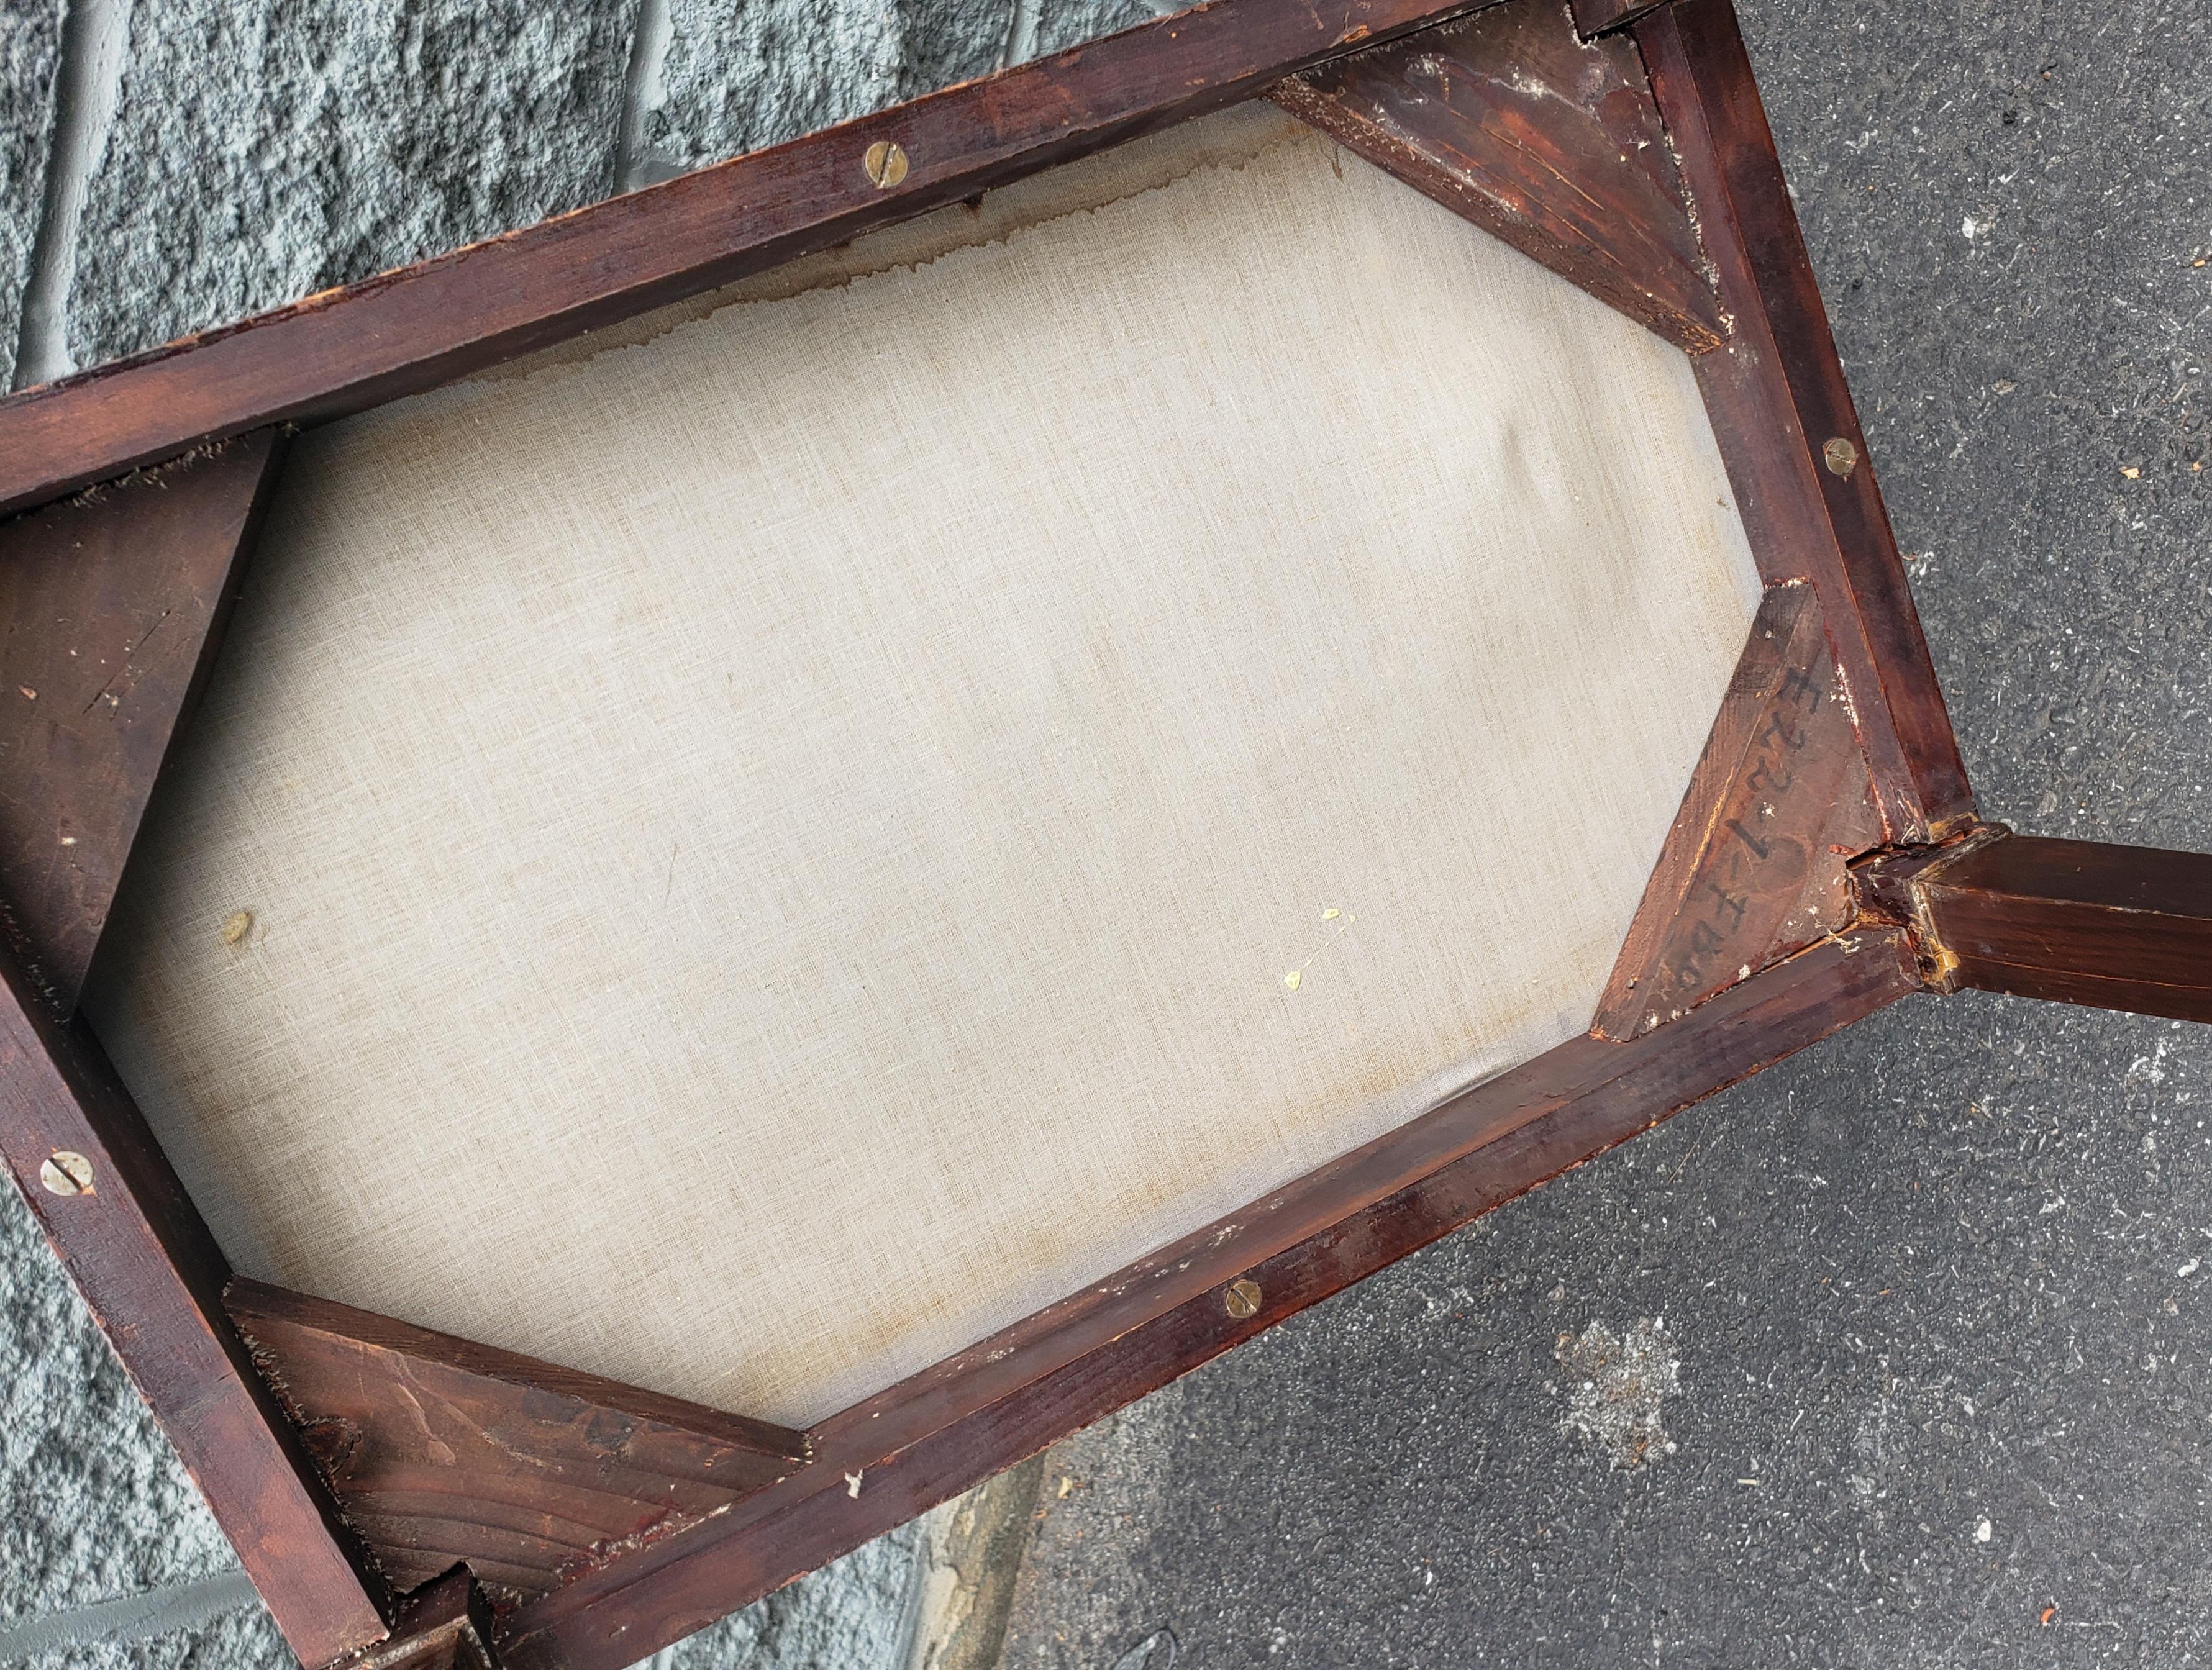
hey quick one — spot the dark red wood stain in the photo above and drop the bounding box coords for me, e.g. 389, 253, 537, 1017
227, 1281, 809, 1610
1595, 583, 1882, 1039
1273, 0, 1723, 351
1568, 0, 1673, 36
499, 933, 1919, 1670
0, 946, 388, 1664
1636, 0, 1974, 843
1886, 835, 2212, 1023
0, 431, 284, 1012
335, 1569, 499, 1670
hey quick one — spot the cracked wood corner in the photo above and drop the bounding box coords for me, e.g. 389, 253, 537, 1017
1852, 829, 2212, 1025
225, 1279, 811, 1612
1847, 822, 2013, 993
327, 1569, 501, 1670
1593, 581, 1883, 1041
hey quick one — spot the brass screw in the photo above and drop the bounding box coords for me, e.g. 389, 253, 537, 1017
1224, 1277, 1262, 1320
1822, 437, 1859, 479
863, 140, 909, 190
40, 1151, 94, 1196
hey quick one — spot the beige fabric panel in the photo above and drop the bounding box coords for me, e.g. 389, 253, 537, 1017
83, 107, 1760, 1427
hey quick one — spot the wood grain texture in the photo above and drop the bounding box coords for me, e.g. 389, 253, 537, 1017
1894, 835, 2212, 1023
1847, 822, 2006, 948
1635, 0, 1974, 844
0, 0, 1502, 519
1594, 582, 1881, 1039
0, 948, 388, 1664
500, 931, 1919, 1669
1272, 0, 1723, 351
227, 1280, 810, 1610
331, 1569, 499, 1670
0, 432, 283, 1012
1568, 0, 1672, 36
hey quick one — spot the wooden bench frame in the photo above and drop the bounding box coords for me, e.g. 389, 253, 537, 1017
1, 0, 2203, 1663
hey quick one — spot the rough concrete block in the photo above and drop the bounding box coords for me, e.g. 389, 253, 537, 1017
0, 1, 61, 388
644, 0, 906, 175
1031, 0, 1157, 62
0, 1184, 286, 1669
66, 0, 640, 370
896, 0, 1011, 105
59, 0, 1183, 373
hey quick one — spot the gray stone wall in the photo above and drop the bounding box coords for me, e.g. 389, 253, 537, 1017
0, 1182, 292, 1670
0, 2, 1129, 1663
67, 0, 642, 367
0, 4, 59, 385
0, 0, 1137, 386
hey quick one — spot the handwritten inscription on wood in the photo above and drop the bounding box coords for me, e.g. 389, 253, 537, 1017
1593, 583, 1882, 1041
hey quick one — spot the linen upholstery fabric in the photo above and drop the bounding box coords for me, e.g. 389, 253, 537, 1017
83, 107, 1762, 1426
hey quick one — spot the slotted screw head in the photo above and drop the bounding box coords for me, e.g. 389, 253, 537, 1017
863, 140, 909, 189
41, 1151, 93, 1196
1822, 437, 1859, 478
1225, 1277, 1262, 1320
